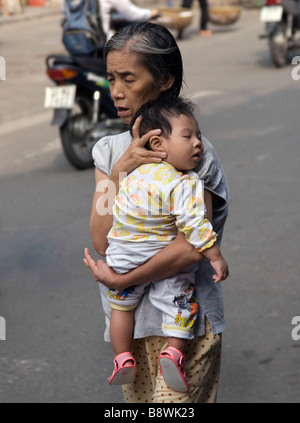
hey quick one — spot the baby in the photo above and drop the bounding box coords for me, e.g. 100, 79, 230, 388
105, 97, 228, 392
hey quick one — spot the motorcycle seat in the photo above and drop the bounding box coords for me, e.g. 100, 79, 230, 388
46, 54, 77, 68
46, 54, 107, 76
73, 56, 107, 76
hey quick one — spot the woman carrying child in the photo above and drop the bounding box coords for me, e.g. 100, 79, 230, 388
84, 22, 230, 403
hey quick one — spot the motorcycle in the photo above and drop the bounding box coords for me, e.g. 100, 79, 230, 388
44, 53, 126, 170
260, 0, 300, 67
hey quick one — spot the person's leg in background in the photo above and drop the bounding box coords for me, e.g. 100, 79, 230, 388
182, 0, 194, 8
182, 0, 212, 37
199, 0, 213, 36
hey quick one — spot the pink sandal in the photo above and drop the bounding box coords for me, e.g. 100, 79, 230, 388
108, 352, 137, 386
159, 347, 189, 393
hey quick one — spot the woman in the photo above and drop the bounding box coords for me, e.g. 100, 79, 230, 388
84, 22, 229, 403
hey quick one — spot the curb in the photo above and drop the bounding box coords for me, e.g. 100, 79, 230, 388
0, 6, 61, 25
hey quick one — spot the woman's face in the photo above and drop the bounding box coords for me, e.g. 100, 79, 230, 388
106, 48, 164, 124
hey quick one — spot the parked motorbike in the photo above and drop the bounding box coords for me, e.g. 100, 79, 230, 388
260, 0, 300, 67
44, 53, 126, 170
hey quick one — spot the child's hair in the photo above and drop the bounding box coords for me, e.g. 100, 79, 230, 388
130, 97, 195, 149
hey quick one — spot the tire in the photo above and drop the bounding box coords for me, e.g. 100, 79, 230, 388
270, 24, 288, 68
60, 94, 95, 170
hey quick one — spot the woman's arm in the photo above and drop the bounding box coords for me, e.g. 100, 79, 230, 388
86, 188, 228, 288
84, 231, 203, 290
90, 165, 129, 256
90, 168, 114, 256
87, 174, 221, 287
204, 189, 213, 223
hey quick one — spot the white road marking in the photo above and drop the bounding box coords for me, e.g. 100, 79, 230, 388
0, 111, 52, 136
0, 138, 61, 173
190, 90, 225, 100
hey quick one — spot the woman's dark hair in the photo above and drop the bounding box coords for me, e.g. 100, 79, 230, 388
104, 22, 183, 99
130, 97, 195, 147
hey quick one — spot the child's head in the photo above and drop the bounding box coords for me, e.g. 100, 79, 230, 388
130, 97, 203, 171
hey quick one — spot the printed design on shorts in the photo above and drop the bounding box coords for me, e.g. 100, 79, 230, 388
108, 287, 136, 302
173, 287, 199, 329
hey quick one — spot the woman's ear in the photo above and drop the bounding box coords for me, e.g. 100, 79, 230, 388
160, 74, 175, 93
149, 135, 164, 152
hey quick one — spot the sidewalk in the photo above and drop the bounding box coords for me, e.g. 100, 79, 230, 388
0, 3, 61, 25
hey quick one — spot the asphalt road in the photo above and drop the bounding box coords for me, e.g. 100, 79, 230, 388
0, 9, 300, 403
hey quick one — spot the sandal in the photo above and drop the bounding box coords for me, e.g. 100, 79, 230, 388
108, 352, 137, 386
158, 347, 189, 393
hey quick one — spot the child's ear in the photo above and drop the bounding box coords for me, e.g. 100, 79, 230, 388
149, 135, 164, 152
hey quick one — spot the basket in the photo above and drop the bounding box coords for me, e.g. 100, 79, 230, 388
209, 5, 242, 25
157, 7, 195, 37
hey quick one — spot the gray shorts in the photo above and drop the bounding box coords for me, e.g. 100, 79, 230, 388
108, 267, 199, 340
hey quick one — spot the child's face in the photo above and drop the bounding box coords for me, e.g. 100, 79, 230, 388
158, 115, 203, 171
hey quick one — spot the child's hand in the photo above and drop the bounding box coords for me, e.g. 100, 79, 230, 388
210, 255, 229, 283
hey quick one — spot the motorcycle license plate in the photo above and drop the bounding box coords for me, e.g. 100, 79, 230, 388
44, 85, 76, 109
260, 6, 283, 23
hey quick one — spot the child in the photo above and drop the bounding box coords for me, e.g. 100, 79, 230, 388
105, 97, 228, 392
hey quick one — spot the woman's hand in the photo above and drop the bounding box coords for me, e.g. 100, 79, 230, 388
112, 116, 167, 178
84, 248, 125, 290
84, 233, 203, 295
84, 248, 116, 288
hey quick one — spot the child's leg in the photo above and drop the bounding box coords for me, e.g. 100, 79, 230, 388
110, 308, 135, 364
108, 283, 147, 359
149, 272, 198, 392
107, 283, 147, 385
149, 271, 198, 342
108, 307, 137, 385
168, 337, 188, 354
158, 339, 189, 393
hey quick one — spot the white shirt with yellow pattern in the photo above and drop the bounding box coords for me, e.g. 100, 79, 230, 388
106, 161, 217, 273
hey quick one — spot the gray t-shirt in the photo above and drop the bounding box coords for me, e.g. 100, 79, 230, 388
92, 131, 229, 341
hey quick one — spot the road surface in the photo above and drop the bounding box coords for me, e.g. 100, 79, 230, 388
0, 9, 300, 403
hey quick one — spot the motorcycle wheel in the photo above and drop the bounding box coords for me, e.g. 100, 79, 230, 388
60, 94, 95, 170
269, 24, 288, 68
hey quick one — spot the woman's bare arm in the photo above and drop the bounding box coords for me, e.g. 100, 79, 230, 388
204, 189, 213, 223
84, 231, 203, 290
90, 168, 116, 256
87, 178, 223, 289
